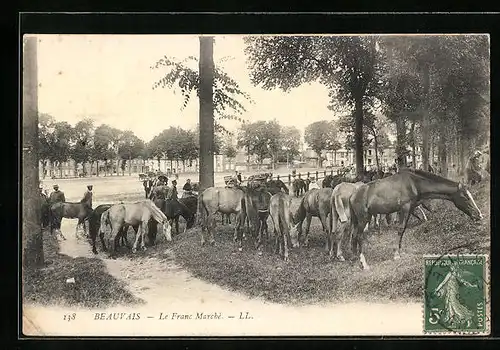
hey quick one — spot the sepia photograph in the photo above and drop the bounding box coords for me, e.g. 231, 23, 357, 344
21, 32, 490, 337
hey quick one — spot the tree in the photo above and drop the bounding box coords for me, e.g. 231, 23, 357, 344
49, 121, 74, 178
151, 37, 252, 190
304, 120, 339, 167
37, 113, 55, 179
23, 36, 43, 268
237, 120, 282, 169
72, 118, 94, 176
93, 124, 117, 176
118, 130, 145, 175
279, 126, 301, 166
245, 35, 382, 176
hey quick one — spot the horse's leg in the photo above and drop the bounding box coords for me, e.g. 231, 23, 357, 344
319, 212, 330, 253
283, 229, 290, 261
358, 228, 370, 270
207, 212, 216, 246
303, 214, 312, 247
335, 221, 348, 261
175, 217, 180, 235
140, 222, 148, 251
132, 224, 142, 253
394, 203, 413, 260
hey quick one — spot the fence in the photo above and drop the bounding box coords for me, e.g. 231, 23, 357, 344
271, 169, 338, 186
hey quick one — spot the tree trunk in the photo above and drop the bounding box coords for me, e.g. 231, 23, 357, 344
59, 163, 63, 178
246, 145, 250, 172
438, 127, 448, 178
354, 98, 364, 176
128, 155, 132, 176
395, 116, 407, 166
22, 36, 44, 268
198, 36, 215, 191
410, 120, 416, 167
420, 63, 431, 170
374, 135, 380, 170
96, 160, 99, 176
333, 150, 337, 166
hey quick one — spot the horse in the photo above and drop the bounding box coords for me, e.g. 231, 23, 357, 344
88, 204, 114, 254
265, 179, 289, 195
152, 197, 196, 235
329, 181, 365, 260
292, 178, 306, 197
197, 187, 259, 250
142, 179, 154, 199
324, 174, 349, 189
293, 187, 333, 249
243, 187, 272, 251
49, 202, 93, 240
349, 169, 484, 270
269, 192, 300, 261
99, 200, 172, 257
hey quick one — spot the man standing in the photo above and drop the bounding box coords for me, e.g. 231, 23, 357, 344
81, 185, 93, 209
237, 171, 242, 185
49, 184, 65, 204
466, 150, 483, 186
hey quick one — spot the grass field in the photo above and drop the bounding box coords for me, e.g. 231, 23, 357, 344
171, 180, 490, 305
22, 232, 145, 309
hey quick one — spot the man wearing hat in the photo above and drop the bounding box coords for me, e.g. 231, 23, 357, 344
49, 184, 66, 205
466, 150, 483, 186
81, 184, 93, 209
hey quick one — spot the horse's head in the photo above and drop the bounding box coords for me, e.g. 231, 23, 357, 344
452, 182, 483, 221
161, 220, 172, 241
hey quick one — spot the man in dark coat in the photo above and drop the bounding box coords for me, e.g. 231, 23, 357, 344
49, 184, 66, 204
81, 185, 93, 209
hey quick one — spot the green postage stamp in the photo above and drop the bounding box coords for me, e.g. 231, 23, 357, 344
424, 254, 489, 335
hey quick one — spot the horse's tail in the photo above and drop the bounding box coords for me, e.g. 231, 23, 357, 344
99, 209, 110, 237
348, 196, 358, 248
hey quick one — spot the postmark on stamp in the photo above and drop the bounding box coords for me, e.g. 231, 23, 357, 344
423, 254, 489, 335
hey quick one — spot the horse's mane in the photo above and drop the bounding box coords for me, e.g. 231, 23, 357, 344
402, 168, 458, 186
142, 199, 168, 222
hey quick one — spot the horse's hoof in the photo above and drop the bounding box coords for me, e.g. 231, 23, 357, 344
210, 240, 216, 246
142, 246, 147, 251
258, 251, 263, 256
132, 248, 137, 253
337, 255, 345, 262
238, 247, 243, 252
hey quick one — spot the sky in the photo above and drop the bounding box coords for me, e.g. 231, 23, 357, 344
35, 34, 333, 143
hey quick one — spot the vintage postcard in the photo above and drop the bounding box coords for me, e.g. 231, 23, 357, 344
21, 33, 490, 337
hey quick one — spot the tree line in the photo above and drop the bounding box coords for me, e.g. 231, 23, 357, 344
244, 35, 489, 177
38, 114, 231, 178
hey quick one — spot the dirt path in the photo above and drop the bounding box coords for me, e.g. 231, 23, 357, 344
23, 219, 423, 337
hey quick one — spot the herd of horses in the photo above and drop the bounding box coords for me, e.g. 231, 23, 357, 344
40, 168, 483, 271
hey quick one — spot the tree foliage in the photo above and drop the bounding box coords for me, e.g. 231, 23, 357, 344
245, 35, 382, 175
151, 53, 253, 135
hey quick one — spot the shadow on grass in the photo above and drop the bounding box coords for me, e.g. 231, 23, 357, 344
23, 231, 145, 309
172, 180, 490, 305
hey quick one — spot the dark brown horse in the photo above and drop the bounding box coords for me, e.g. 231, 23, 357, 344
99, 200, 171, 257
88, 204, 114, 254
242, 187, 272, 251
293, 187, 333, 249
152, 197, 196, 235
292, 178, 306, 197
349, 169, 483, 270
49, 202, 93, 240
269, 192, 300, 261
